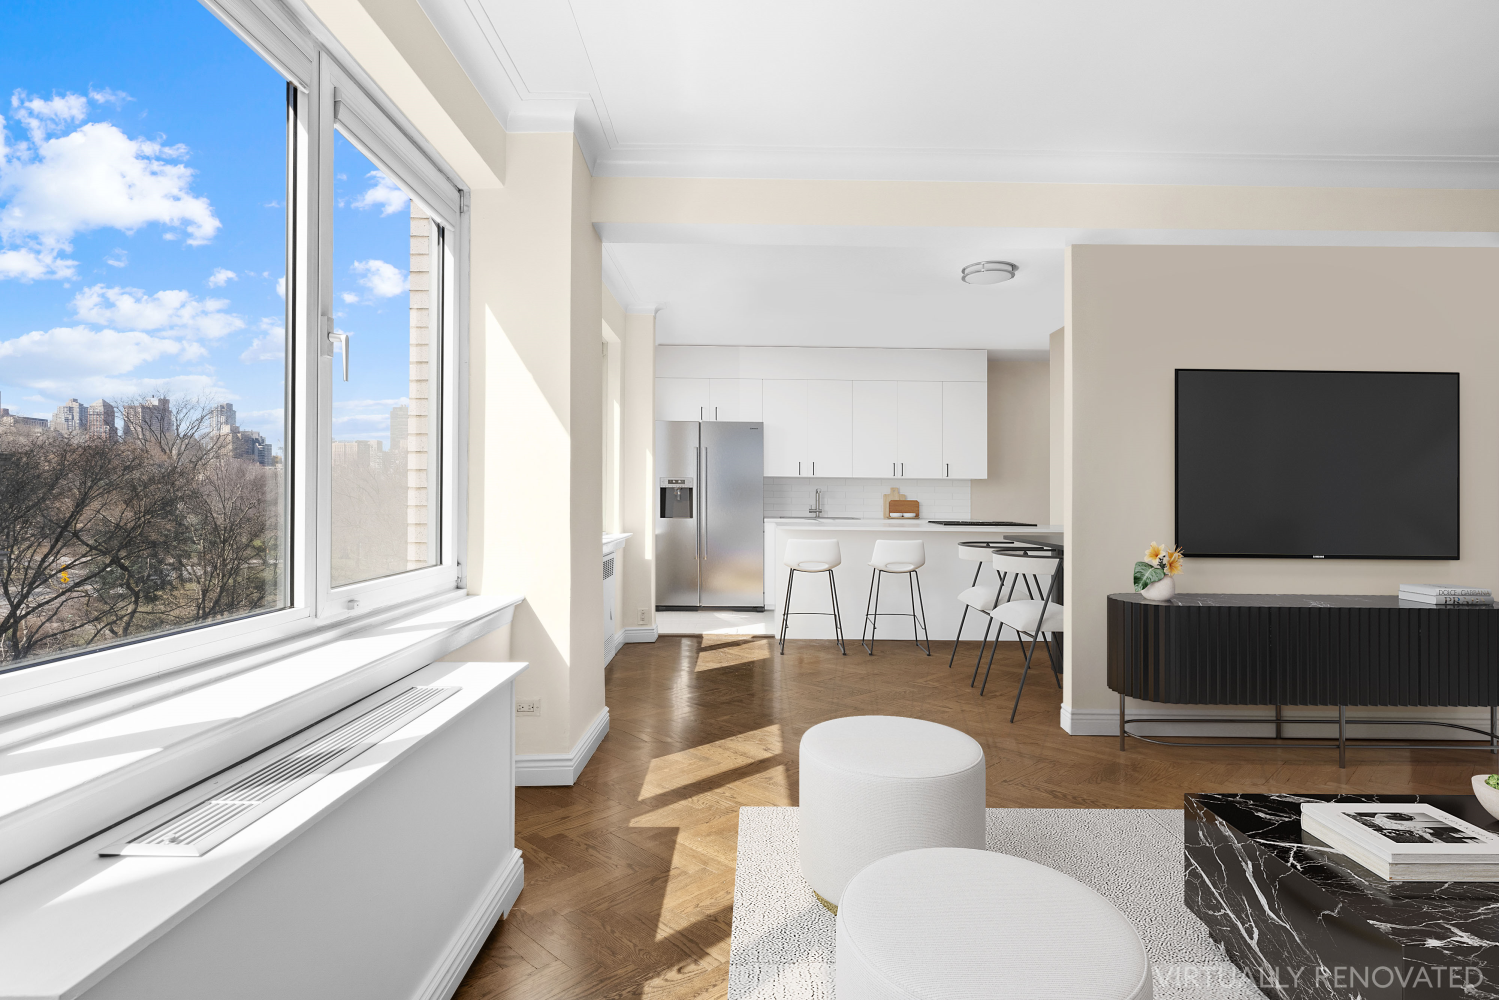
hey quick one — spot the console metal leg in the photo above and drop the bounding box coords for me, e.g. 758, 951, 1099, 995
1338, 705, 1347, 769
1492, 704, 1496, 754
1120, 691, 1126, 752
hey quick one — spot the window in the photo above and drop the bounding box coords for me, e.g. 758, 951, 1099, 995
0, 0, 465, 693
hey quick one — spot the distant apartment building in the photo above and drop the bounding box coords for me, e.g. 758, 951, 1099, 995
0, 394, 48, 437
86, 400, 118, 443
49, 398, 88, 437
332, 439, 385, 471
389, 405, 409, 454
122, 397, 172, 441
211, 402, 238, 433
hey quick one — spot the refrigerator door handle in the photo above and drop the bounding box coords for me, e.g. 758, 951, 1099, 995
700, 446, 708, 560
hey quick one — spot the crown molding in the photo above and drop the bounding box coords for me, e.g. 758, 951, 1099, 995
592, 144, 1499, 190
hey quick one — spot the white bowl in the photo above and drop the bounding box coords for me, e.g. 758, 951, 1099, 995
1471, 774, 1499, 822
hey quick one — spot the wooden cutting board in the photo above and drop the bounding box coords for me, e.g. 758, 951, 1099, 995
888, 500, 920, 517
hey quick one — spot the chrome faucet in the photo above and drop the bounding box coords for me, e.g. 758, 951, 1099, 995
808, 488, 824, 518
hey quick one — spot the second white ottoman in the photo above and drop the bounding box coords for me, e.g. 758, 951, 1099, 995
798, 715, 985, 908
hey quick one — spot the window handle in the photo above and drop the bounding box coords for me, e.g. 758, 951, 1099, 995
326, 318, 350, 381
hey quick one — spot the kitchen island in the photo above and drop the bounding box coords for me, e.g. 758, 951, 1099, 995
764, 519, 1063, 643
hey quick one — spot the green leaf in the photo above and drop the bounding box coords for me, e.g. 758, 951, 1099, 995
1487, 774, 1499, 790
1133, 561, 1165, 591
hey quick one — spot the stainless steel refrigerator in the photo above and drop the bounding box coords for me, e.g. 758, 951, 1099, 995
656, 421, 764, 609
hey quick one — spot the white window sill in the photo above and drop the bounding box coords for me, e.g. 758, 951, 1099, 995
0, 591, 521, 887
0, 655, 525, 1000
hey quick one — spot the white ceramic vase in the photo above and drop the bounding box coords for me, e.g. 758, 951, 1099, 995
1140, 576, 1176, 601
1472, 775, 1499, 822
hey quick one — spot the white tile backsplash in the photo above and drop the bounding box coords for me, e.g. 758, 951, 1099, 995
763, 478, 971, 520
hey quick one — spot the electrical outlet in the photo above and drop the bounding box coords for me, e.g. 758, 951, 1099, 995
515, 698, 541, 716
637, 608, 649, 625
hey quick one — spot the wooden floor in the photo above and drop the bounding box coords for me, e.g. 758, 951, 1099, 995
454, 634, 1488, 1000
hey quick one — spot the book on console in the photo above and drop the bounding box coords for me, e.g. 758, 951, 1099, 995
1300, 802, 1499, 881
1400, 584, 1492, 598
1398, 592, 1493, 606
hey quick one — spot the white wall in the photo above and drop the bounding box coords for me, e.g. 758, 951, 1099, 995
619, 313, 657, 635
1064, 244, 1499, 733
970, 358, 1049, 524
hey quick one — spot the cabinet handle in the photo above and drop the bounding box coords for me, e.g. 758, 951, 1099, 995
714, 406, 718, 420
892, 463, 895, 476
946, 463, 950, 477
798, 461, 802, 475
812, 462, 815, 476
901, 462, 905, 476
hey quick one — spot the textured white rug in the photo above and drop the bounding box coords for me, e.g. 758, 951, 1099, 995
728, 807, 1266, 1000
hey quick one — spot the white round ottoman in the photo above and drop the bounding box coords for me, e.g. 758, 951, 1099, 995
837, 848, 1152, 1000
798, 716, 985, 909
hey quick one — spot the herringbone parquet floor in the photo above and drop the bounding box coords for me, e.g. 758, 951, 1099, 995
453, 633, 1486, 1000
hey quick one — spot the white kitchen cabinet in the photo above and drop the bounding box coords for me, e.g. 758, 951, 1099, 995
942, 381, 988, 478
656, 378, 711, 421
709, 378, 761, 421
763, 379, 852, 476
851, 381, 898, 477
804, 380, 853, 477
760, 379, 804, 476
896, 381, 943, 478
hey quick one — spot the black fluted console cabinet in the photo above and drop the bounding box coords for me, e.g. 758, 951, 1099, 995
1107, 593, 1499, 767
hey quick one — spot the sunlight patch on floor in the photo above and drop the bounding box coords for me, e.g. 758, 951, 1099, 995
638, 724, 784, 801
657, 610, 777, 635
695, 634, 773, 672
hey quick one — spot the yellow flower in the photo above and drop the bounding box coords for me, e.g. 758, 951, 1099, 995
1144, 543, 1164, 564
1165, 548, 1184, 576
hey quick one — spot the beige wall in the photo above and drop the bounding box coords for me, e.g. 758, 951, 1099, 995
602, 288, 624, 535
620, 313, 657, 633
1063, 245, 1499, 732
970, 359, 1050, 523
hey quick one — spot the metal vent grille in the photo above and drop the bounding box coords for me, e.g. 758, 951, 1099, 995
101, 685, 456, 858
603, 556, 615, 580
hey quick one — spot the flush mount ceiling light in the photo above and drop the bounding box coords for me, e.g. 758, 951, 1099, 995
960, 260, 1019, 285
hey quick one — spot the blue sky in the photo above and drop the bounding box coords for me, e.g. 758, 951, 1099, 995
1, 0, 417, 454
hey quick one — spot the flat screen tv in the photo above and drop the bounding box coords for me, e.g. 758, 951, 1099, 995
1175, 369, 1459, 559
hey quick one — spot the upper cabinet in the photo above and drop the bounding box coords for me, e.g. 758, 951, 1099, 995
942, 381, 988, 479
709, 378, 761, 421
656, 378, 710, 421
657, 348, 987, 479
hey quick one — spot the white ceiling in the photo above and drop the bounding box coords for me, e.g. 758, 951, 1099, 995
418, 0, 1499, 351
424, 0, 1499, 187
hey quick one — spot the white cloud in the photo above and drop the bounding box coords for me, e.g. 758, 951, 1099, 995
276, 275, 285, 299
0, 91, 220, 282
87, 87, 131, 109
71, 284, 244, 339
0, 325, 205, 384
341, 291, 359, 304
351, 169, 408, 216
10, 91, 88, 145
105, 248, 128, 268
240, 318, 285, 364
351, 259, 406, 298
207, 267, 236, 287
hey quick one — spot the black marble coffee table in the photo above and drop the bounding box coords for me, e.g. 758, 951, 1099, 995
1186, 793, 1499, 999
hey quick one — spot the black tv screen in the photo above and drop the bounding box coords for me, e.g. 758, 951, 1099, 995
1175, 370, 1459, 559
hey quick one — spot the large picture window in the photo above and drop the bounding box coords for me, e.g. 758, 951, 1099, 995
0, 0, 289, 671
0, 0, 464, 688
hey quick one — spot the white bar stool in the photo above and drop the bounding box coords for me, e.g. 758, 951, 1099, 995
974, 551, 1063, 720
779, 539, 847, 654
860, 539, 930, 656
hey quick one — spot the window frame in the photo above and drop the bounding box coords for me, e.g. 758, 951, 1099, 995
0, 0, 470, 727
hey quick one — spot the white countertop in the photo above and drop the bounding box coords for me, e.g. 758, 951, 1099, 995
766, 519, 1062, 534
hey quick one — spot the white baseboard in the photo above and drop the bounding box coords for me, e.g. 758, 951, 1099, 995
621, 625, 658, 643
1062, 702, 1496, 741
605, 629, 624, 665
414, 847, 524, 1000
515, 707, 610, 786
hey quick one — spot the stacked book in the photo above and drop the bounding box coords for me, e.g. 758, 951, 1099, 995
1399, 584, 1492, 606
1301, 802, 1499, 881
